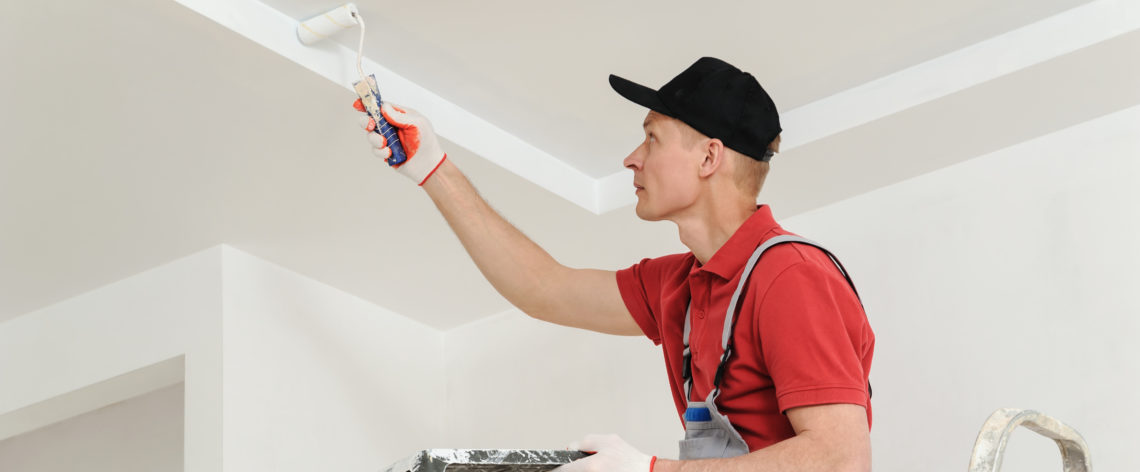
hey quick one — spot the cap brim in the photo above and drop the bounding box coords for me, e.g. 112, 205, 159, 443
609, 74, 673, 117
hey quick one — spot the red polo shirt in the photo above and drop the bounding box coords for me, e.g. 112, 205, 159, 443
616, 205, 874, 451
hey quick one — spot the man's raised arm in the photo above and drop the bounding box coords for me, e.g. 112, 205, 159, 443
357, 101, 642, 336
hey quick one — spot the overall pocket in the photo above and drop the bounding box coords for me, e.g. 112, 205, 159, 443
678, 418, 731, 460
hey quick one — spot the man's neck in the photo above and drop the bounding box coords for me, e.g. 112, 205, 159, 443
674, 199, 758, 265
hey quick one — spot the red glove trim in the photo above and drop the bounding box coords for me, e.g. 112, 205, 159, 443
649, 456, 657, 472
417, 153, 448, 186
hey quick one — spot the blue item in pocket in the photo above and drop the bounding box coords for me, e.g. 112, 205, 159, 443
685, 407, 712, 422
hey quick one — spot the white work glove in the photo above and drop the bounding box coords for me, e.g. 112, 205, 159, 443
556, 434, 656, 472
353, 99, 447, 185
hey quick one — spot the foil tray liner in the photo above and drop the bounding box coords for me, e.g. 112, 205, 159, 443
380, 449, 588, 472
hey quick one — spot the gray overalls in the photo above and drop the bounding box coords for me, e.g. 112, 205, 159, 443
678, 235, 864, 460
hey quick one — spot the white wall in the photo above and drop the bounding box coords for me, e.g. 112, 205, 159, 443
220, 247, 445, 471
0, 246, 446, 472
0, 384, 183, 472
443, 311, 678, 456
780, 104, 1140, 471
0, 248, 223, 471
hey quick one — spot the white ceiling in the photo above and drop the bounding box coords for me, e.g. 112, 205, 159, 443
267, 0, 1094, 178
1, 0, 1137, 329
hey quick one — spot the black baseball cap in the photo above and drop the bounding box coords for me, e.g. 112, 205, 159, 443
609, 57, 781, 162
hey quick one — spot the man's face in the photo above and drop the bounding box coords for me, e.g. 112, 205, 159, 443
623, 111, 703, 221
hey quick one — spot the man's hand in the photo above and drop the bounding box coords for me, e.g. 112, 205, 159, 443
558, 434, 656, 472
353, 99, 447, 185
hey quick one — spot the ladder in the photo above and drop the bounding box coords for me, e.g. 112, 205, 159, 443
968, 408, 1092, 472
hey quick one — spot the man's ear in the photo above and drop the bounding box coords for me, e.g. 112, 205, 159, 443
698, 138, 726, 178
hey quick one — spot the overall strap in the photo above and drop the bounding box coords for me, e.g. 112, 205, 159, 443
683, 235, 863, 402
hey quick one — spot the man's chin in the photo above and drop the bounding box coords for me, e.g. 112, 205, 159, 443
634, 203, 664, 222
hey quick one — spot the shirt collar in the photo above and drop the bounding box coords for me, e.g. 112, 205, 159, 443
696, 205, 783, 280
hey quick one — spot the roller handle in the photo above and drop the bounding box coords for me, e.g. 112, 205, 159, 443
353, 75, 407, 166
373, 116, 407, 167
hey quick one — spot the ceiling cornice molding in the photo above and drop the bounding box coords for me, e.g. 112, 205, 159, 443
171, 0, 602, 212
596, 0, 1140, 211
777, 0, 1139, 152
174, 0, 1138, 216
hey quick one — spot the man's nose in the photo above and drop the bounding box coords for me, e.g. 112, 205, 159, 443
623, 145, 644, 170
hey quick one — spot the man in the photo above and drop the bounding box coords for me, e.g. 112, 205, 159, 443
354, 57, 874, 472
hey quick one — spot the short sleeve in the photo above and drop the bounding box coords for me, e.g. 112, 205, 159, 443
756, 260, 870, 413
616, 254, 690, 345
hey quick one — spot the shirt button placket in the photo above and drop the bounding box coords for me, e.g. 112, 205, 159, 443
694, 273, 707, 319
700, 274, 713, 320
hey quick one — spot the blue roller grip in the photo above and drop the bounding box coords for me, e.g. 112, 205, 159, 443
353, 74, 408, 166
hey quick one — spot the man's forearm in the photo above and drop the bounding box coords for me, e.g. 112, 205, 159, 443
420, 159, 567, 317
653, 432, 870, 472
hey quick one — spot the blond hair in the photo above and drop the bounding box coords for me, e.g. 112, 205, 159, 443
732, 151, 770, 197
679, 123, 775, 197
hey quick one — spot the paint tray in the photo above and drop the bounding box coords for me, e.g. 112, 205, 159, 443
381, 449, 588, 472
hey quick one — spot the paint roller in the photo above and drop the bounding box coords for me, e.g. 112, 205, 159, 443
297, 4, 408, 166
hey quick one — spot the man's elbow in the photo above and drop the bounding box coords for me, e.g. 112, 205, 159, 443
799, 429, 870, 472
843, 447, 871, 472
831, 436, 871, 472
